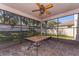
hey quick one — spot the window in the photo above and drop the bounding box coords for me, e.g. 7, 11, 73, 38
47, 15, 75, 40
57, 15, 74, 40
0, 10, 4, 24
0, 9, 41, 43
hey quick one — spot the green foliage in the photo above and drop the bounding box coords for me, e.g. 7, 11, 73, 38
47, 34, 73, 40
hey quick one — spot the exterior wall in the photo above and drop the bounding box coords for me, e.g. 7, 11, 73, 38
47, 29, 57, 35
47, 28, 74, 36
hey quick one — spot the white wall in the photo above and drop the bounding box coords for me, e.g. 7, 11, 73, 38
75, 14, 79, 41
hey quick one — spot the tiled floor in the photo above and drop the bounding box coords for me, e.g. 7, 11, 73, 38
0, 39, 79, 56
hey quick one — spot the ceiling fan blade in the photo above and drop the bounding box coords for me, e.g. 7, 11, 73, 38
45, 10, 51, 15
36, 3, 41, 8
45, 4, 53, 9
32, 9, 40, 12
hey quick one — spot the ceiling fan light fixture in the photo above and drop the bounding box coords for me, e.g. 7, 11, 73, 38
32, 3, 54, 16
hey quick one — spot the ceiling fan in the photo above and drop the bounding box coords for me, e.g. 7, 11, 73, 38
32, 3, 54, 16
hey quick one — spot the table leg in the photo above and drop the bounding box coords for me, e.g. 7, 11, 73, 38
27, 42, 34, 50
36, 42, 38, 56
27, 42, 41, 56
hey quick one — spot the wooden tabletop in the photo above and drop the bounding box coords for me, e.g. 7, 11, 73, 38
26, 36, 49, 42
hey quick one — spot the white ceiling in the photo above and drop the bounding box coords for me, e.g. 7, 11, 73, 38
3, 3, 79, 20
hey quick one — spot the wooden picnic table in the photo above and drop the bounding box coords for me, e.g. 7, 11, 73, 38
26, 36, 50, 50
26, 36, 49, 42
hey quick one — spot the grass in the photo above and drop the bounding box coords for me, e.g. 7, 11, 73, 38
47, 34, 73, 40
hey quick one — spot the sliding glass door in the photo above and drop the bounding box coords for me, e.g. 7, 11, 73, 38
46, 15, 76, 40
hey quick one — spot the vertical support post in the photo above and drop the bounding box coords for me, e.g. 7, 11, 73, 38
41, 21, 47, 36
40, 21, 43, 36
45, 21, 47, 36
74, 14, 79, 40
20, 17, 23, 43
57, 18, 59, 38
3, 10, 5, 24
